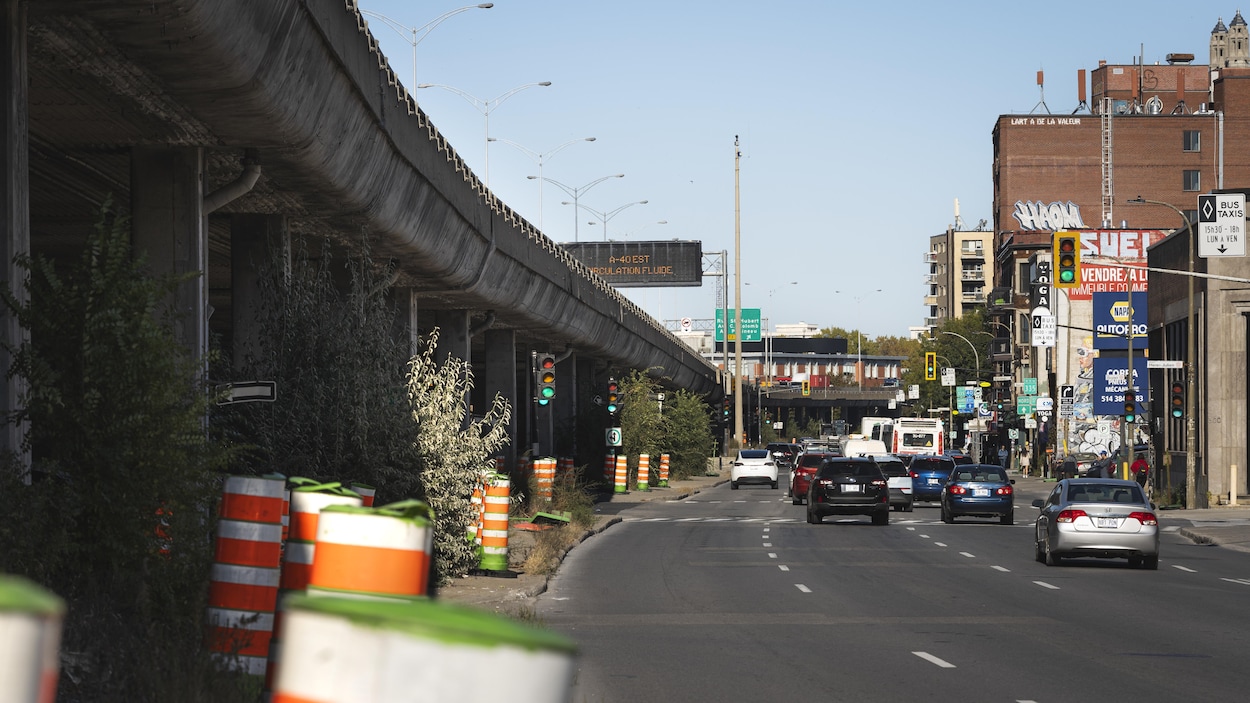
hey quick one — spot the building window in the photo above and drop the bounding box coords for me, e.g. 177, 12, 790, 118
1183, 170, 1201, 192
1183, 130, 1201, 152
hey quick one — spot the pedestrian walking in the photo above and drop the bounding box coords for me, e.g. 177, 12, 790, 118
1131, 453, 1149, 487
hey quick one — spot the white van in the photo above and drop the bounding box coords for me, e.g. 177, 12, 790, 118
842, 437, 888, 457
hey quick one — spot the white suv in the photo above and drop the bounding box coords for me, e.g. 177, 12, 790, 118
869, 454, 913, 511
731, 449, 778, 489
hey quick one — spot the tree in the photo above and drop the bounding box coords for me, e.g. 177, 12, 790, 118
407, 328, 511, 584
661, 390, 716, 480
619, 370, 663, 483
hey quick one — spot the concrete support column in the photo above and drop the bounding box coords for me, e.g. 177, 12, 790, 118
1, 0, 29, 476
230, 214, 287, 372
482, 329, 517, 470
432, 310, 470, 367
553, 353, 579, 458
392, 288, 420, 358
130, 146, 206, 361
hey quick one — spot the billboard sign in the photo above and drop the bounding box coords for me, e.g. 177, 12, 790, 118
1092, 291, 1147, 350
1092, 355, 1149, 416
563, 240, 703, 288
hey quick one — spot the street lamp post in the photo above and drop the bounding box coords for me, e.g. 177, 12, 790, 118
1127, 196, 1197, 508
530, 174, 623, 242
417, 81, 552, 187
835, 289, 883, 392
565, 200, 648, 240
942, 330, 984, 462
489, 136, 595, 232
620, 220, 667, 239
361, 4, 493, 91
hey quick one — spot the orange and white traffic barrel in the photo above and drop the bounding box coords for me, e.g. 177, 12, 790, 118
478, 475, 510, 572
350, 483, 376, 507
603, 454, 615, 483
494, 455, 506, 474
214, 519, 283, 569
206, 607, 274, 676
614, 455, 628, 494
270, 594, 576, 703
308, 500, 434, 599
208, 563, 281, 614
287, 483, 363, 543
636, 454, 651, 492
558, 456, 574, 480
659, 453, 671, 487
220, 474, 287, 524
534, 457, 555, 503
468, 481, 484, 545
0, 574, 64, 703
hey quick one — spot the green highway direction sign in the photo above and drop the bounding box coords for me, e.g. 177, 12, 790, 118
714, 308, 762, 342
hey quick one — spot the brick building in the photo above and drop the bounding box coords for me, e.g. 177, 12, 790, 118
989, 18, 1250, 502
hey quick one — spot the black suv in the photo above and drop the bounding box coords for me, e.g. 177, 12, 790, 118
806, 457, 890, 525
766, 442, 801, 470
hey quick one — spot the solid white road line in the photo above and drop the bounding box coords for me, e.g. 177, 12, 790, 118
1033, 581, 1060, 590
1172, 565, 1197, 573
795, 584, 811, 593
912, 651, 956, 668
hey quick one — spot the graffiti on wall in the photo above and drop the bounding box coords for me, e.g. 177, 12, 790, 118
1011, 200, 1086, 230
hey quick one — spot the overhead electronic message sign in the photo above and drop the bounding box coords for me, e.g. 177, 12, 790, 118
562, 240, 703, 288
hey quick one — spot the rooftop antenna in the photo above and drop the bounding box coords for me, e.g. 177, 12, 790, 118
1031, 69, 1051, 114
1073, 69, 1089, 114
953, 198, 965, 231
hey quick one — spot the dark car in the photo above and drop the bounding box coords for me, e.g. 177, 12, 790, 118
806, 457, 890, 525
909, 454, 956, 502
945, 451, 974, 465
766, 442, 801, 471
790, 451, 836, 505
940, 464, 1015, 524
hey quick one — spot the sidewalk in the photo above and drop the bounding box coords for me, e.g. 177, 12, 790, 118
436, 465, 731, 614
1012, 471, 1250, 554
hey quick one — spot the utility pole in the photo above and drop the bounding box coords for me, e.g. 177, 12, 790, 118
733, 136, 744, 448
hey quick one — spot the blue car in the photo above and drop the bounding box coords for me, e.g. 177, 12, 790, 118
908, 454, 955, 502
941, 464, 1015, 524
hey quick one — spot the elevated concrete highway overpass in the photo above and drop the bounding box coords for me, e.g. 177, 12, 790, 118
2, 0, 720, 462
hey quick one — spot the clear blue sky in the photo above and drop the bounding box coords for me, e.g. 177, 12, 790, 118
357, 0, 1227, 338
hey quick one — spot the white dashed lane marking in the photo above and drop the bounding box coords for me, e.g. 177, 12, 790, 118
912, 651, 956, 669
795, 584, 811, 593
1172, 565, 1196, 573
992, 566, 1010, 572
1034, 581, 1060, 590
959, 552, 975, 558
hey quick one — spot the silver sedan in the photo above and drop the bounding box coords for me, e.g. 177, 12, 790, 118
1032, 478, 1160, 569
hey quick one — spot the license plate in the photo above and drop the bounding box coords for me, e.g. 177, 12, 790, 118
973, 488, 990, 497
842, 484, 861, 493
1096, 517, 1118, 528
928, 478, 939, 484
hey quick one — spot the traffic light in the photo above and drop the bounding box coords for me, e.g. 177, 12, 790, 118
801, 379, 810, 396
995, 389, 1005, 412
924, 352, 937, 381
1124, 399, 1137, 423
606, 378, 620, 416
536, 353, 556, 406
1053, 231, 1081, 288
1170, 380, 1185, 419
722, 397, 732, 421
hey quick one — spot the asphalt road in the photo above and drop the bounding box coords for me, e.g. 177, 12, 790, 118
536, 471, 1250, 703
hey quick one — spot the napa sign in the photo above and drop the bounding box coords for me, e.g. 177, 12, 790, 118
1093, 291, 1147, 350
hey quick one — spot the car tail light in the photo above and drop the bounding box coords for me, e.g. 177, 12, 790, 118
995, 485, 1013, 496
948, 485, 967, 495
909, 471, 919, 479
1128, 511, 1158, 526
1057, 509, 1087, 523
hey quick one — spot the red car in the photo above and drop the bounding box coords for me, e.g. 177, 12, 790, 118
790, 452, 837, 505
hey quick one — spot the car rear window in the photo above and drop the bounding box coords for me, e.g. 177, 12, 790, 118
953, 467, 1008, 482
913, 458, 955, 473
798, 453, 831, 468
740, 450, 769, 459
816, 460, 882, 479
875, 460, 907, 477
1067, 484, 1146, 503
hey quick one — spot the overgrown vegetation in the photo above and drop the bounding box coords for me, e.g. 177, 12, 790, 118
617, 369, 717, 483
407, 328, 511, 585
0, 203, 249, 701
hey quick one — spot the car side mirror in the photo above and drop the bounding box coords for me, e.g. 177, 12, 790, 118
1031, 499, 1044, 509
1010, 479, 1016, 485
1150, 502, 1157, 511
